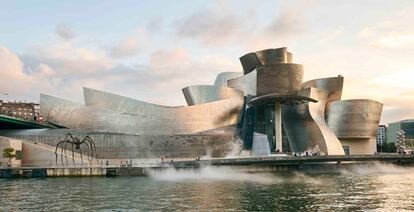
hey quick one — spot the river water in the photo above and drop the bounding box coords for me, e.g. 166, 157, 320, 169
1, 163, 414, 211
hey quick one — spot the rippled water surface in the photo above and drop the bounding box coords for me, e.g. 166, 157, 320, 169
1, 164, 414, 211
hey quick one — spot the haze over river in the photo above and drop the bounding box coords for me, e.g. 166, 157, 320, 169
1, 163, 414, 211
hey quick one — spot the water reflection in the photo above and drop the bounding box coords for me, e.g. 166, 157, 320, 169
1, 164, 414, 211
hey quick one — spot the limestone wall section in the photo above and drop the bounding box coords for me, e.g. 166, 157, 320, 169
0, 136, 22, 167
0, 128, 240, 159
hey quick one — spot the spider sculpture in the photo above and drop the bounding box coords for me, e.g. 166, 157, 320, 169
55, 133, 99, 166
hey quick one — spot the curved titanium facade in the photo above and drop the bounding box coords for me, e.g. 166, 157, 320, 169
227, 70, 257, 96
42, 89, 243, 135
301, 76, 343, 102
213, 72, 242, 87
282, 87, 345, 155
182, 85, 243, 106
256, 63, 303, 96
239, 47, 293, 74
327, 99, 383, 138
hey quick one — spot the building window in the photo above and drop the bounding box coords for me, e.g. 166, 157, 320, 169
15, 150, 23, 160
342, 146, 350, 155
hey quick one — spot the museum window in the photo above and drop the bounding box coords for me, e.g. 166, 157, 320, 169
342, 146, 350, 155
15, 150, 23, 160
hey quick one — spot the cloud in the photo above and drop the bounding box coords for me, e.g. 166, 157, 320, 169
146, 16, 164, 33
107, 28, 149, 58
359, 5, 414, 48
265, 2, 309, 38
174, 3, 247, 45
108, 37, 140, 58
1, 40, 238, 106
0, 46, 59, 101
55, 23, 76, 40
25, 42, 113, 76
173, 0, 315, 50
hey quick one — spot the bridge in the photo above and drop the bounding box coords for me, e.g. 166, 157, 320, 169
0, 114, 58, 130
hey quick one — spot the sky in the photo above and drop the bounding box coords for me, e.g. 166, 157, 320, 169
1, 0, 414, 124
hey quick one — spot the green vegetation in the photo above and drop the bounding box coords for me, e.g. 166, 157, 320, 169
2, 147, 16, 164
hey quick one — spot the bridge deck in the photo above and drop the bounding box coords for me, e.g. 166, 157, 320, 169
0, 114, 54, 129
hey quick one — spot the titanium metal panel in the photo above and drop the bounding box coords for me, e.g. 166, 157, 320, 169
41, 91, 244, 135
301, 76, 344, 102
182, 85, 243, 106
282, 87, 345, 155
213, 72, 243, 87
239, 47, 292, 74
227, 70, 257, 96
327, 99, 383, 138
256, 63, 303, 96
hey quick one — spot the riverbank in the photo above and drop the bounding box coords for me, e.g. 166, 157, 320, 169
2, 154, 414, 178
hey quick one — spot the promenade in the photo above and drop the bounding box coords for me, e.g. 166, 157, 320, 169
1, 154, 414, 178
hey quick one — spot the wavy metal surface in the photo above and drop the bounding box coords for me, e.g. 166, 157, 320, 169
327, 99, 383, 138
213, 72, 243, 87
256, 63, 303, 96
227, 70, 257, 96
182, 85, 243, 106
282, 87, 345, 155
301, 76, 344, 102
239, 47, 292, 74
41, 89, 244, 135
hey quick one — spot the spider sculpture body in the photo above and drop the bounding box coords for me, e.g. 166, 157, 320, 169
55, 133, 99, 166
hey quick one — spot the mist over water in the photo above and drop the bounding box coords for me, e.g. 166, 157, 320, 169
342, 162, 414, 175
149, 166, 282, 184
149, 162, 414, 185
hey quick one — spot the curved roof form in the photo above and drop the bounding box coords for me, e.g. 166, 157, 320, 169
40, 88, 244, 135
182, 85, 243, 106
213, 72, 243, 87
256, 63, 303, 96
83, 87, 182, 113
327, 99, 383, 138
301, 76, 344, 102
239, 47, 293, 75
282, 87, 345, 155
227, 70, 257, 96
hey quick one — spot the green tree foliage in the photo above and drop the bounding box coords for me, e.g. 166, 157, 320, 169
2, 147, 16, 162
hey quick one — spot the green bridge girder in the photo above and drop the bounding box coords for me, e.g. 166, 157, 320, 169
0, 114, 59, 130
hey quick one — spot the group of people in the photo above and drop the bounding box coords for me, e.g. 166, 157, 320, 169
292, 151, 319, 157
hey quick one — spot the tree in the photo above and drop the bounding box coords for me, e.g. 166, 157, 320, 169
2, 148, 16, 166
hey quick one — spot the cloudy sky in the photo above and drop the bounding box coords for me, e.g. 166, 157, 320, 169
1, 0, 414, 124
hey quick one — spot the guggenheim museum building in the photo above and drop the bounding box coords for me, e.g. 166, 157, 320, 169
0, 47, 383, 166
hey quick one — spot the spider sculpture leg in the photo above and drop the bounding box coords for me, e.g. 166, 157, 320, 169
60, 140, 65, 166
68, 133, 75, 141
64, 140, 68, 166
80, 140, 92, 165
79, 143, 83, 166
84, 137, 94, 159
85, 136, 99, 164
55, 140, 65, 166
71, 142, 75, 167
82, 138, 92, 166
84, 140, 93, 166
